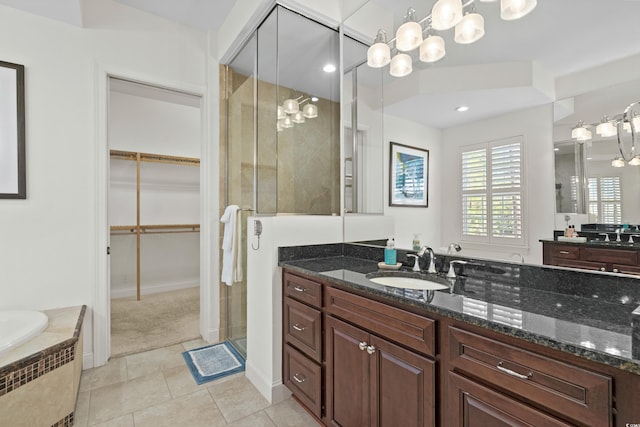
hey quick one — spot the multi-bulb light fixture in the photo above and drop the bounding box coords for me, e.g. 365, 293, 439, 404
367, 0, 537, 77
276, 95, 318, 132
570, 101, 640, 167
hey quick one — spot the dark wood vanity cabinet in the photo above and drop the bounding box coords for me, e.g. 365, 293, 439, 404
325, 287, 436, 427
282, 269, 632, 426
542, 241, 640, 274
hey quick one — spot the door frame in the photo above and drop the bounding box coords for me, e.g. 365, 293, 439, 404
93, 61, 218, 367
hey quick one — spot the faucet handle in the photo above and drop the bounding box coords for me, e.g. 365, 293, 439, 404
407, 254, 421, 272
447, 260, 468, 278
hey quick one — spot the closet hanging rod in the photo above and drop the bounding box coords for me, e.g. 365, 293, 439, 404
109, 150, 200, 166
110, 224, 200, 234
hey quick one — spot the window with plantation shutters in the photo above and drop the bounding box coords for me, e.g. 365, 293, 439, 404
461, 137, 524, 245
588, 176, 621, 223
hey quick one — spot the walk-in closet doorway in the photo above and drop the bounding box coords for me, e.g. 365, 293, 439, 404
107, 77, 203, 357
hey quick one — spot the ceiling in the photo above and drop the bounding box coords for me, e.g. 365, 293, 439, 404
3, 0, 640, 128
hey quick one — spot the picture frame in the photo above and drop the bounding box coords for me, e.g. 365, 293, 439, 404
0, 60, 26, 199
389, 141, 428, 207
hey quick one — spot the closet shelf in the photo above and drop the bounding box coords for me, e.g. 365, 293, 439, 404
110, 224, 200, 235
110, 150, 200, 166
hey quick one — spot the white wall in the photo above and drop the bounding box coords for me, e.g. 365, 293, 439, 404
245, 215, 342, 402
441, 104, 555, 264
0, 1, 210, 367
383, 115, 443, 251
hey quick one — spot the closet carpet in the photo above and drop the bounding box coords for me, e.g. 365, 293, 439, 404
111, 287, 200, 357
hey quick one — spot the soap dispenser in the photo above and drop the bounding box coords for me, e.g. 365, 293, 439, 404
384, 238, 397, 265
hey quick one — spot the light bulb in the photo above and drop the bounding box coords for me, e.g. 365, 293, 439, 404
282, 116, 294, 128
629, 155, 640, 166
292, 111, 305, 124
367, 30, 391, 68
611, 157, 625, 168
454, 13, 485, 44
419, 35, 446, 63
283, 99, 299, 114
501, 0, 537, 20
395, 8, 423, 52
432, 0, 463, 30
389, 53, 412, 77
596, 117, 617, 137
303, 104, 318, 119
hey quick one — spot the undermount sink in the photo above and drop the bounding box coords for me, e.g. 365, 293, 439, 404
368, 276, 450, 291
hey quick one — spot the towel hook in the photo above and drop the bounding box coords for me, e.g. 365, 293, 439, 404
251, 220, 262, 250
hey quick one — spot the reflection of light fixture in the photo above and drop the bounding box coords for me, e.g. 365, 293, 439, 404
283, 98, 299, 114
571, 121, 592, 141
572, 101, 640, 166
419, 34, 446, 63
596, 116, 617, 137
396, 8, 423, 51
390, 53, 412, 77
303, 103, 318, 118
292, 111, 305, 124
455, 105, 469, 112
432, 0, 463, 30
501, 0, 537, 21
276, 95, 318, 131
368, 0, 535, 77
367, 30, 391, 67
611, 156, 625, 168
454, 10, 485, 44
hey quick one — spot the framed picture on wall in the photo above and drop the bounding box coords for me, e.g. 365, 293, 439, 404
389, 142, 428, 207
0, 60, 26, 199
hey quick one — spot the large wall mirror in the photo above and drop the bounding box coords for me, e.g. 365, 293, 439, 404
0, 61, 26, 199
554, 79, 640, 226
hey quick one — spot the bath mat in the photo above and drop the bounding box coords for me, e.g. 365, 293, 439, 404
182, 341, 245, 385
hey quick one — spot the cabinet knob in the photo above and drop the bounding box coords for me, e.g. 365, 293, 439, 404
293, 373, 306, 383
292, 324, 306, 332
366, 345, 376, 355
613, 268, 619, 273
600, 267, 606, 271
358, 341, 368, 351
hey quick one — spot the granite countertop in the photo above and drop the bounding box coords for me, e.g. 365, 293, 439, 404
279, 250, 640, 375
540, 238, 640, 249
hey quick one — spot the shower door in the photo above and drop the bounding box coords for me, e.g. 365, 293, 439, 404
224, 33, 257, 357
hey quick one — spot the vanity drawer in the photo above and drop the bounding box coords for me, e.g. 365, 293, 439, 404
325, 286, 436, 357
284, 272, 322, 308
549, 244, 580, 259
581, 247, 637, 265
284, 344, 322, 418
448, 327, 612, 427
284, 297, 322, 362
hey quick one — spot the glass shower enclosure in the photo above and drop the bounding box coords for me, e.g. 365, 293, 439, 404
223, 5, 341, 357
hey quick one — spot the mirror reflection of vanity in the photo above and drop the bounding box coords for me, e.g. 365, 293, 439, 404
344, 0, 640, 272
554, 79, 640, 229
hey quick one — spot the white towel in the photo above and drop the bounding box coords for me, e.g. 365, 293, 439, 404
220, 205, 242, 286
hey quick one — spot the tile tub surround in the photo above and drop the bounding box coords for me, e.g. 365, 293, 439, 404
278, 243, 640, 374
0, 305, 86, 427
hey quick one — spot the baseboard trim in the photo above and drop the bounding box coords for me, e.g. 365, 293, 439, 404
83, 351, 94, 370
110, 281, 198, 299
245, 360, 290, 404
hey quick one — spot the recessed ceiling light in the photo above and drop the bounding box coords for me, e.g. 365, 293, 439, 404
311, 96, 319, 102
455, 105, 469, 112
323, 64, 336, 73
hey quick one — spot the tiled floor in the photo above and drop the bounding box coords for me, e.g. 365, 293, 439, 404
74, 339, 319, 426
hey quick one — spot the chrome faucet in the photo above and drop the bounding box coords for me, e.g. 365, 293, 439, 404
416, 246, 437, 273
407, 254, 421, 272
447, 260, 468, 278
447, 242, 462, 255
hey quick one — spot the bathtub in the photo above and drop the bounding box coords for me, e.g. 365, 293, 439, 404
0, 305, 85, 427
0, 310, 49, 356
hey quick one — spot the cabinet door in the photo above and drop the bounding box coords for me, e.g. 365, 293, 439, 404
370, 335, 435, 427
446, 372, 572, 427
326, 316, 371, 427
